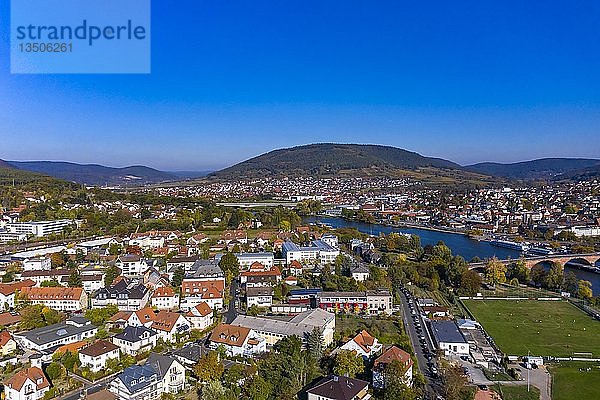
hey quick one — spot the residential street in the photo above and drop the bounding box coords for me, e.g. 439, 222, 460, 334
224, 278, 239, 323
398, 286, 440, 398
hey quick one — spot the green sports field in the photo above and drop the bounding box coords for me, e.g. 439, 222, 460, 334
462, 299, 600, 357
549, 362, 600, 400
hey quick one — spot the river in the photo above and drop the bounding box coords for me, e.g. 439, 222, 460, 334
305, 216, 600, 295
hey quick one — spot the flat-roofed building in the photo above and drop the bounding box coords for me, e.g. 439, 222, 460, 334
231, 308, 335, 347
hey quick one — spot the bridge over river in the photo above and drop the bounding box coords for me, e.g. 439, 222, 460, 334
469, 253, 600, 271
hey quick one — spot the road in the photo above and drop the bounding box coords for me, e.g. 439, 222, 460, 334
224, 278, 239, 323
399, 286, 441, 398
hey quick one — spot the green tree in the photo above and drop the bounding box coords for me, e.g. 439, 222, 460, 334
383, 360, 417, 400
306, 327, 324, 361
200, 380, 234, 400
219, 252, 240, 286
104, 265, 119, 286
243, 375, 272, 400
508, 259, 529, 284
171, 266, 185, 289
41, 280, 60, 287
333, 349, 364, 377
68, 271, 82, 287
530, 264, 547, 287
578, 280, 593, 300
45, 362, 64, 380
545, 263, 564, 289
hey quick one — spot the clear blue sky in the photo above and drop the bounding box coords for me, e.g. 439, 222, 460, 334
1, 1, 600, 170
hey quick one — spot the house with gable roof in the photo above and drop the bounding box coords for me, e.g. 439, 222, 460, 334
339, 330, 382, 359
4, 367, 50, 400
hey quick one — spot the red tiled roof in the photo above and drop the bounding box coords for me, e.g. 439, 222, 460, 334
5, 367, 49, 391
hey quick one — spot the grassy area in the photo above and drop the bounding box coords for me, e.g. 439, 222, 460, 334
462, 299, 600, 357
478, 284, 561, 299
549, 362, 600, 400
483, 369, 514, 381
493, 384, 540, 400
335, 314, 407, 345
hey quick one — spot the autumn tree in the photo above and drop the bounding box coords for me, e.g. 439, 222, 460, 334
194, 352, 224, 383
459, 270, 482, 296
578, 280, 593, 300
484, 257, 507, 286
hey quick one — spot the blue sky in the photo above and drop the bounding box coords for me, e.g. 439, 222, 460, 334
1, 1, 600, 170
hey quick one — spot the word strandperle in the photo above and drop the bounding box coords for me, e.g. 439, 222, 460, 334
15, 19, 147, 46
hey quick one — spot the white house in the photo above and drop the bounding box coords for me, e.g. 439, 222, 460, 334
20, 287, 88, 312
209, 323, 267, 357
150, 311, 191, 343
115, 255, 150, 277
4, 367, 50, 400
246, 286, 273, 308
22, 257, 51, 272
113, 326, 158, 356
151, 287, 180, 310
79, 340, 120, 372
109, 364, 160, 400
340, 330, 382, 359
350, 264, 370, 282
145, 353, 186, 394
185, 302, 213, 331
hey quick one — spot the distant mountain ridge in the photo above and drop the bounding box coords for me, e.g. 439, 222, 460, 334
211, 143, 462, 179
465, 158, 600, 180
8, 161, 178, 186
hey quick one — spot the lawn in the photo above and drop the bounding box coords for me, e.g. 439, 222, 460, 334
462, 299, 600, 357
335, 314, 407, 345
493, 384, 540, 400
549, 362, 600, 400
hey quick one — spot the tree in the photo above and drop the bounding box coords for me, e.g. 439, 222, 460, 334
219, 252, 240, 286
508, 259, 529, 284
446, 256, 467, 286
530, 264, 547, 287
41, 280, 60, 287
484, 257, 507, 286
333, 350, 364, 377
50, 252, 66, 268
200, 380, 233, 400
243, 375, 272, 400
68, 271, 82, 287
104, 265, 119, 286
578, 280, 593, 300
306, 327, 324, 361
439, 359, 473, 400
45, 362, 64, 380
564, 271, 578, 294
194, 352, 224, 383
171, 266, 185, 289
459, 270, 482, 296
84, 304, 119, 326
383, 360, 417, 400
20, 305, 63, 330
545, 263, 564, 289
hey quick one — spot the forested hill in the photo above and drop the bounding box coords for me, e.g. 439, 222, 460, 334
211, 143, 463, 179
466, 158, 600, 180
8, 161, 178, 186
